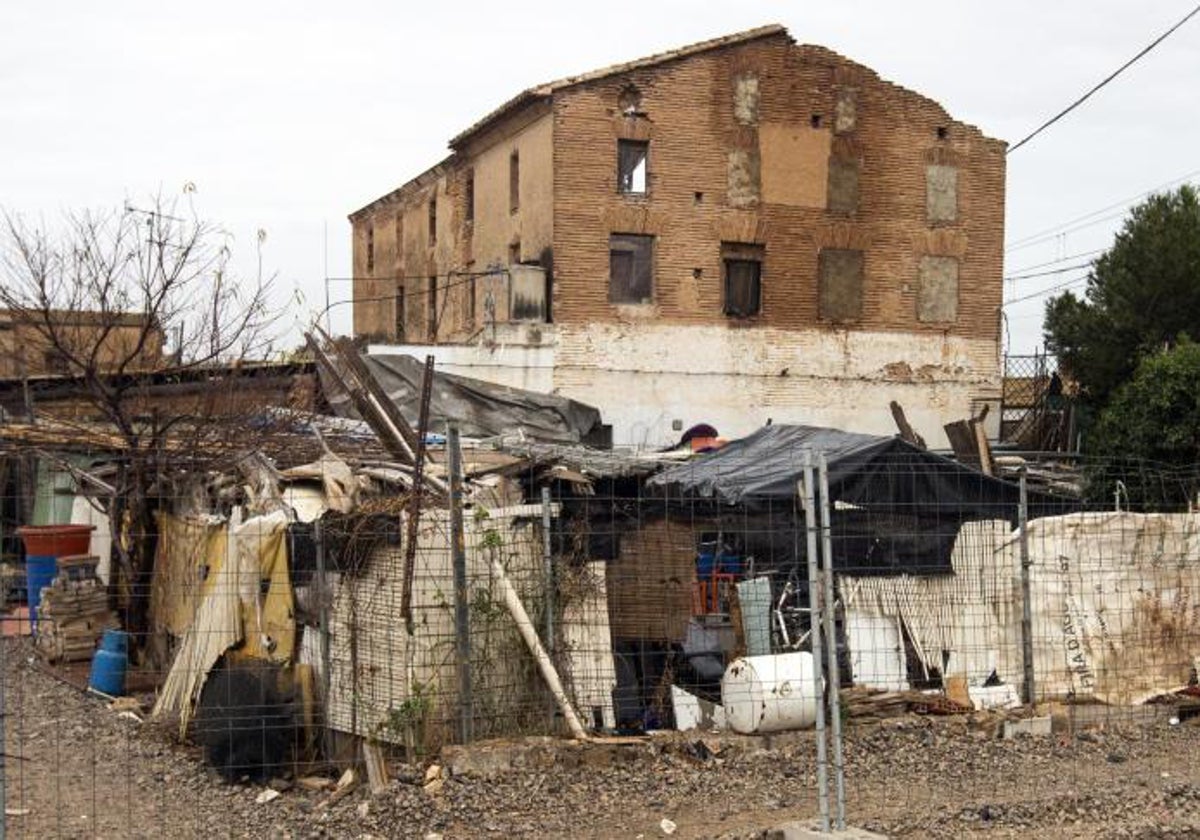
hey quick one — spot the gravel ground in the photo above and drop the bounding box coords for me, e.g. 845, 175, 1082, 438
5, 638, 1200, 839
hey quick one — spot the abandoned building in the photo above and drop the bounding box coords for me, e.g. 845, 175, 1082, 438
348, 24, 1007, 448
0, 309, 165, 379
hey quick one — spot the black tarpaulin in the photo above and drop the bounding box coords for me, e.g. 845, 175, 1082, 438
648, 424, 1071, 575
320, 353, 603, 444
649, 424, 1029, 511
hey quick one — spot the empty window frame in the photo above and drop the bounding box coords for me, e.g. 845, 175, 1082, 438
428, 197, 437, 245
394, 284, 406, 340
365, 225, 374, 274
617, 139, 649, 194
722, 243, 764, 317
464, 170, 475, 223
427, 276, 438, 340
609, 234, 654, 304
509, 151, 520, 213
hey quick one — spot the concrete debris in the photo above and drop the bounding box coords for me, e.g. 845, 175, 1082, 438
254, 788, 281, 805
1002, 716, 1052, 739
660, 816, 678, 835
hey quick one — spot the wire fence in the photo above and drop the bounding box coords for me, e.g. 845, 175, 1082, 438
3, 436, 1200, 836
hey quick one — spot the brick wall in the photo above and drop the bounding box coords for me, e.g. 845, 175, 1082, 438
549, 35, 1006, 342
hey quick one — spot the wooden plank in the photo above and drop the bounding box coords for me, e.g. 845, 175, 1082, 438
889, 401, 926, 449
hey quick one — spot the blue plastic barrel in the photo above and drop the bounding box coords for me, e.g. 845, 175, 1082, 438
25, 555, 57, 630
89, 630, 129, 696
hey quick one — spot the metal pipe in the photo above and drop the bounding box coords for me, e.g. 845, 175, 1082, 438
447, 426, 473, 744
800, 453, 830, 833
817, 453, 846, 830
1019, 469, 1036, 705
541, 486, 555, 654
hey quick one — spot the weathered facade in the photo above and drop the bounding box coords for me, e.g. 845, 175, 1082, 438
0, 309, 164, 379
349, 25, 1007, 447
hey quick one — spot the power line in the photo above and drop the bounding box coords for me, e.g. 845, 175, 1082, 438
1006, 169, 1200, 253
1004, 260, 1095, 282
1006, 248, 1105, 276
1003, 272, 1091, 306
1007, 3, 1200, 154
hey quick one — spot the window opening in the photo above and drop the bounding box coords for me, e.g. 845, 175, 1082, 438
618, 140, 649, 194
609, 234, 654, 303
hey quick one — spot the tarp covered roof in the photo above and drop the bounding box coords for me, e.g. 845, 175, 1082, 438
648, 423, 1047, 515
320, 353, 603, 444
648, 424, 1073, 575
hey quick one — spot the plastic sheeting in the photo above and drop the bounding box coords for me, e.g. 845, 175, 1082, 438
648, 424, 1068, 575
844, 513, 1200, 705
648, 424, 1030, 513
320, 353, 603, 444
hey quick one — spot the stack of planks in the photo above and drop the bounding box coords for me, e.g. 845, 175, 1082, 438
35, 574, 118, 663
841, 685, 974, 723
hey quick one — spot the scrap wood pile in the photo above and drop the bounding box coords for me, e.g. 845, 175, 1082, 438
841, 686, 974, 723
35, 562, 118, 663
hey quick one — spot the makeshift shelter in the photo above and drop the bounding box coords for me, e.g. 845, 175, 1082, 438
648, 424, 1072, 575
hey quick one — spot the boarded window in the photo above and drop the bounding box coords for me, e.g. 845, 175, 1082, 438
722, 243, 764, 318
834, 89, 857, 133
43, 350, 69, 374
427, 276, 438, 340
394, 285, 406, 341
464, 170, 475, 223
917, 256, 959, 322
827, 158, 859, 214
366, 225, 374, 274
926, 165, 958, 224
509, 151, 520, 213
818, 248, 864, 322
617, 140, 648, 194
733, 73, 759, 126
727, 148, 761, 207
428, 198, 437, 245
609, 234, 653, 304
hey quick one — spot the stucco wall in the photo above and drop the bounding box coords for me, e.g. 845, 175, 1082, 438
351, 107, 553, 344
370, 320, 999, 449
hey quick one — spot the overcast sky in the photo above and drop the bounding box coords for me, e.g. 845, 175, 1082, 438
2, 1, 1197, 355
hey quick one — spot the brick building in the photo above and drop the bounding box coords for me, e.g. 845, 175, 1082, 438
0, 309, 164, 379
349, 24, 1007, 448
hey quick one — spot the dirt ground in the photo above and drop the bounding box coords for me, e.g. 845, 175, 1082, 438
5, 638, 1200, 839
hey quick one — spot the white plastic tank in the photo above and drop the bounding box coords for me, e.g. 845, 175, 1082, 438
721, 652, 820, 734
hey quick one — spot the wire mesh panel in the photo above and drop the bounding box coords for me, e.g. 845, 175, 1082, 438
4, 433, 1200, 837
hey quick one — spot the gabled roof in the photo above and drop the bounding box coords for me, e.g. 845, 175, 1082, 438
448, 24, 790, 149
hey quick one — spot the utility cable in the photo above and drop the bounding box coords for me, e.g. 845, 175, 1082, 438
1007, 168, 1200, 251
1003, 273, 1091, 306
1007, 3, 1200, 154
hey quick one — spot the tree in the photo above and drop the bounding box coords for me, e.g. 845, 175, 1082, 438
0, 196, 275, 653
1084, 341, 1200, 510
1044, 185, 1200, 410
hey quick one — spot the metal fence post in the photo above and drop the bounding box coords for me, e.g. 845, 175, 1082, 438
1019, 468, 1036, 705
800, 451, 830, 834
540, 486, 555, 655
0, 613, 6, 840
540, 486, 556, 729
447, 425, 473, 743
314, 518, 332, 760
817, 453, 846, 831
